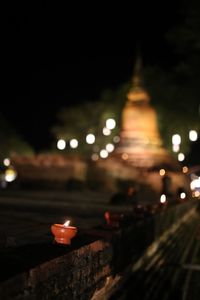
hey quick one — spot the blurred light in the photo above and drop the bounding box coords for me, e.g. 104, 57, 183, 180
103, 127, 111, 136
195, 178, 200, 188
190, 178, 200, 190
113, 136, 120, 143
180, 192, 186, 199
3, 158, 10, 167
63, 220, 70, 227
5, 168, 17, 182
57, 139, 66, 150
189, 130, 198, 141
91, 153, 99, 161
86, 134, 95, 144
182, 166, 188, 173
172, 134, 181, 145
122, 153, 128, 160
190, 181, 195, 190
100, 149, 108, 158
106, 143, 115, 153
193, 191, 200, 198
160, 194, 166, 203
0, 181, 7, 189
178, 153, 185, 162
69, 139, 78, 149
172, 144, 180, 152
159, 169, 165, 176
106, 118, 116, 130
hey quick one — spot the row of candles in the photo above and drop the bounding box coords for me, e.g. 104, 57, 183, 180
51, 200, 174, 245
52, 186, 192, 245
52, 207, 166, 245
51, 211, 124, 245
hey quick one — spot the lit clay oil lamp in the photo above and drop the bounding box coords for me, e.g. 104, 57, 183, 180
104, 211, 124, 228
51, 220, 77, 245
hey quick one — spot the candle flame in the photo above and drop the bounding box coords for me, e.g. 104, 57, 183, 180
160, 194, 166, 203
63, 220, 70, 227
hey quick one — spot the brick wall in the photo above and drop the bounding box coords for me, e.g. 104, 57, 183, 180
0, 201, 197, 300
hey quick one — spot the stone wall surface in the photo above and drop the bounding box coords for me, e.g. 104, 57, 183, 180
0, 200, 198, 300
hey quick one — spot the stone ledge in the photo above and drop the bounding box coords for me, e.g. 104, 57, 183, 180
0, 201, 198, 300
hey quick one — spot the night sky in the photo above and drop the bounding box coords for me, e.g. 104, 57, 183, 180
1, 2, 187, 151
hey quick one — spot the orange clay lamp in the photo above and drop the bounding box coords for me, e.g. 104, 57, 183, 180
51, 220, 77, 245
104, 211, 124, 228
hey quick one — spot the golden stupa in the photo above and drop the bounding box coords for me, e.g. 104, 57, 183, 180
93, 56, 185, 194
114, 56, 177, 169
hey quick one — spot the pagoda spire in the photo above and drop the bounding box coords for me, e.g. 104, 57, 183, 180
127, 51, 150, 103
132, 52, 143, 88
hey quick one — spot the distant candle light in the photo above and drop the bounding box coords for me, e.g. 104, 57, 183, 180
57, 139, 66, 150
3, 158, 10, 167
159, 169, 165, 176
106, 118, 116, 130
69, 139, 78, 149
122, 153, 128, 160
180, 192, 186, 199
106, 143, 115, 153
160, 194, 166, 203
172, 144, 180, 152
91, 153, 99, 161
113, 136, 120, 143
172, 134, 181, 145
182, 166, 188, 173
100, 149, 108, 158
86, 134, 95, 144
178, 153, 185, 162
189, 130, 198, 142
103, 127, 111, 136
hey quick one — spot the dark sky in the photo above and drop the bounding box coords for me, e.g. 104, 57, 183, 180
1, 2, 183, 151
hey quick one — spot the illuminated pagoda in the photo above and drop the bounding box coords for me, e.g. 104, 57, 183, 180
114, 56, 177, 170
94, 55, 183, 194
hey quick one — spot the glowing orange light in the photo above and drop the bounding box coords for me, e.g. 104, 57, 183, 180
122, 153, 128, 160
182, 166, 188, 173
63, 220, 70, 227
159, 169, 165, 176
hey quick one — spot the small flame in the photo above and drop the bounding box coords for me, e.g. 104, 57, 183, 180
104, 211, 110, 221
63, 220, 70, 227
180, 192, 186, 199
160, 194, 166, 203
